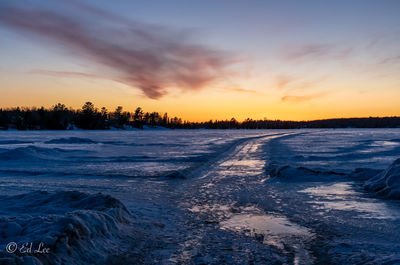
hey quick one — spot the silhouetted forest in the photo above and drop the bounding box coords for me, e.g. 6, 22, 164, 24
0, 102, 399, 130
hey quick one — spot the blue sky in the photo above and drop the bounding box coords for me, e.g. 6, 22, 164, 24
0, 0, 399, 120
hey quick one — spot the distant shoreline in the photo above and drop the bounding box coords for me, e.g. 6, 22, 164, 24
1, 103, 399, 130
1, 118, 400, 131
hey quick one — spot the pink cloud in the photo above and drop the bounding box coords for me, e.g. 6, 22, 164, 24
0, 3, 235, 99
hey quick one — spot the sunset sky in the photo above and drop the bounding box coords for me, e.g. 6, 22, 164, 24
0, 0, 399, 121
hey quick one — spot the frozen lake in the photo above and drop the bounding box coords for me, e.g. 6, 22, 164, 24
0, 129, 399, 264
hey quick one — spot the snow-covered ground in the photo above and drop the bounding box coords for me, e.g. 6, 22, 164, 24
0, 129, 399, 264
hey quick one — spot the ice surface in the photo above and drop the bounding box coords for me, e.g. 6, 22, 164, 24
0, 130, 271, 178
266, 129, 400, 172
0, 129, 399, 264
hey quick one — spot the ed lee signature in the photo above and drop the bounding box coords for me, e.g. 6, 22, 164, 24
5, 242, 50, 254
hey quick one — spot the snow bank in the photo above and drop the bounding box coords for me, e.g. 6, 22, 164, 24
163, 170, 187, 179
269, 165, 345, 182
364, 158, 400, 200
0, 191, 136, 265
0, 146, 68, 161
348, 168, 382, 181
45, 137, 97, 144
0, 140, 34, 145
142, 125, 170, 130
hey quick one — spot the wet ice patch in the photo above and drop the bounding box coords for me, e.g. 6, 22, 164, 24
188, 200, 314, 263
300, 183, 355, 197
300, 182, 400, 219
220, 206, 314, 264
371, 140, 400, 147
220, 213, 310, 245
220, 159, 263, 167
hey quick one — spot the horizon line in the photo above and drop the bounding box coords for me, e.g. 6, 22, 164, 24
0, 103, 399, 123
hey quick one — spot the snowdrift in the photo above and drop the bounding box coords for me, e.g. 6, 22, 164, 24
0, 191, 139, 265
0, 146, 92, 164
364, 158, 400, 200
348, 168, 383, 181
0, 146, 69, 161
269, 165, 346, 182
45, 137, 97, 144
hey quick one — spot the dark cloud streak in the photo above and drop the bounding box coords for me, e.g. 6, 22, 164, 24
0, 3, 233, 99
281, 92, 327, 103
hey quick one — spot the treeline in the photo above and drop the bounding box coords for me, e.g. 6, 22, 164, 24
0, 102, 399, 130
0, 102, 185, 130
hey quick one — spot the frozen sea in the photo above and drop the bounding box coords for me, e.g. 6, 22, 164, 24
0, 129, 399, 264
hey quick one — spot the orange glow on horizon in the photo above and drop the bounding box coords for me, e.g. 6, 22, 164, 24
0, 72, 399, 122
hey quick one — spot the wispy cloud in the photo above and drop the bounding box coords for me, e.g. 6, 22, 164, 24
284, 44, 333, 61
274, 74, 327, 93
378, 55, 400, 65
227, 88, 257, 93
0, 3, 234, 99
29, 70, 102, 79
275, 75, 295, 89
282, 43, 352, 62
281, 92, 327, 103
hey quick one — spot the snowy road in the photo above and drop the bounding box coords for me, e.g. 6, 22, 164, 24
153, 131, 400, 264
170, 133, 315, 264
128, 131, 400, 264
0, 129, 400, 264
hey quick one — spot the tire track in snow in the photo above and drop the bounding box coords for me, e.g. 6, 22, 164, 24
170, 132, 315, 264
